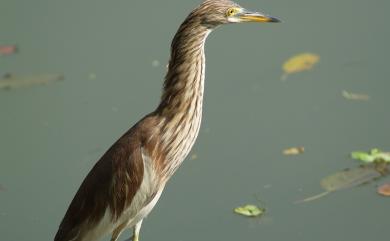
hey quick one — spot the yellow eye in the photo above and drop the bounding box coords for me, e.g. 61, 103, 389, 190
226, 8, 238, 17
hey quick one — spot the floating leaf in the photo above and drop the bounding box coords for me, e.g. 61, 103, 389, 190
296, 163, 387, 203
283, 146, 304, 155
234, 204, 265, 217
0, 45, 17, 55
320, 166, 381, 191
0, 73, 63, 90
342, 90, 370, 101
377, 183, 390, 197
351, 151, 375, 162
281, 53, 319, 80
351, 149, 390, 163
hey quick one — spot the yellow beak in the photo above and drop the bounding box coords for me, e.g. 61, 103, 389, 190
239, 11, 280, 23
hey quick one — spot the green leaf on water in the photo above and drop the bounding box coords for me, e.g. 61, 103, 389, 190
234, 204, 265, 217
351, 151, 375, 162
351, 149, 390, 163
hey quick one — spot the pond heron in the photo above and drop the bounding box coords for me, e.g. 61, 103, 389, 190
54, 0, 279, 241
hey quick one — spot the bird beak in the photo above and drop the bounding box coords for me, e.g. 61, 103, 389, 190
238, 11, 281, 23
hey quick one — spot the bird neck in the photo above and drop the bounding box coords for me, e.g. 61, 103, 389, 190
157, 23, 210, 116
153, 19, 211, 177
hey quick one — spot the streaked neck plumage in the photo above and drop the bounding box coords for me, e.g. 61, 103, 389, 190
155, 16, 212, 177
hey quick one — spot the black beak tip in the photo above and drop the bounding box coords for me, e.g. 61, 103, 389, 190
269, 16, 281, 23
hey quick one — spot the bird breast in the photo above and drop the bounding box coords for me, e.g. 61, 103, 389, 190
112, 147, 164, 232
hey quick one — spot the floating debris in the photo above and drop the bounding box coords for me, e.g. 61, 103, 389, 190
283, 146, 304, 155
0, 45, 17, 55
351, 149, 390, 163
0, 184, 5, 192
377, 183, 390, 197
320, 166, 381, 191
281, 53, 319, 80
0, 73, 63, 90
234, 204, 265, 217
296, 162, 388, 203
342, 90, 370, 101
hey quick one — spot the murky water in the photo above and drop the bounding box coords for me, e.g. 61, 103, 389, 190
1, 0, 389, 240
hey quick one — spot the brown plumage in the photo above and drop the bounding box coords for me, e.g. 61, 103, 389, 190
54, 1, 279, 241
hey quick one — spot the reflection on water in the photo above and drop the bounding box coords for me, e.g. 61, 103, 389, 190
0, 0, 389, 241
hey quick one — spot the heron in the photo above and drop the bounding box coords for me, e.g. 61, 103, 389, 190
54, 1, 279, 241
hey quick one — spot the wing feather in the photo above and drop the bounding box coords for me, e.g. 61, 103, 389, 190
54, 127, 144, 241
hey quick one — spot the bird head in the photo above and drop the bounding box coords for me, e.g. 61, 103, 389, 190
194, 0, 280, 28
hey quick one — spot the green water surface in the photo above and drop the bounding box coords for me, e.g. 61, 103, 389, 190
1, 0, 389, 240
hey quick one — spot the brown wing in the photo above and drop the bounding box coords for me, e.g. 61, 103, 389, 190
54, 127, 145, 241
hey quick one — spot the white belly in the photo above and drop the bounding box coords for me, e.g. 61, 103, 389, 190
78, 187, 163, 241
119, 187, 164, 229
78, 148, 164, 241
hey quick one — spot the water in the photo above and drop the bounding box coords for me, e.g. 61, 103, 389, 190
1, 0, 389, 240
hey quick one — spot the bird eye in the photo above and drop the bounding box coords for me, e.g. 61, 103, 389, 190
226, 8, 238, 17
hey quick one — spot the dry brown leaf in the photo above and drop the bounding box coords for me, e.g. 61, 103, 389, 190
377, 183, 390, 196
281, 53, 319, 80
